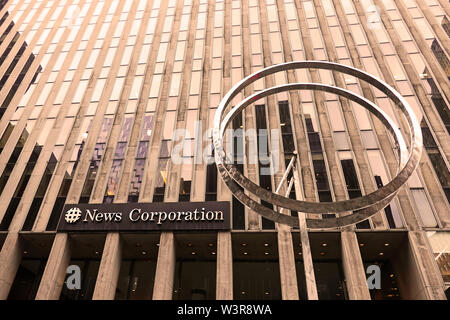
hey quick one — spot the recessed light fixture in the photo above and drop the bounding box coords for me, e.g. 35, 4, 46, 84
95, 251, 99, 255
208, 243, 214, 247
23, 250, 28, 254
298, 252, 302, 255
264, 243, 269, 247
135, 243, 142, 247
243, 252, 248, 255
264, 252, 269, 255
359, 243, 365, 247
142, 251, 147, 255
264, 292, 269, 295
191, 251, 196, 255
156, 243, 160, 247
241, 291, 246, 295
390, 274, 394, 278
211, 252, 216, 255
320, 252, 326, 256
241, 243, 247, 247
384, 243, 390, 247
322, 243, 327, 247
378, 252, 384, 256
187, 243, 193, 247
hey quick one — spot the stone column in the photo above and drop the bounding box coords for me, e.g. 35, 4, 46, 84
0, 233, 22, 300
35, 233, 71, 300
277, 225, 300, 300
406, 232, 446, 300
92, 232, 122, 300
216, 231, 233, 299
257, 0, 299, 300
152, 232, 176, 300
215, 0, 233, 300
341, 229, 371, 300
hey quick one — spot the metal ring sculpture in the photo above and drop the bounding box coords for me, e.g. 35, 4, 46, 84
213, 61, 422, 229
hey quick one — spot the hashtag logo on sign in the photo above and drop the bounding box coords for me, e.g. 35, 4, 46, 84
65, 207, 82, 224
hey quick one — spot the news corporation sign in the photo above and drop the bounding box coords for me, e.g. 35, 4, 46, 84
57, 201, 230, 231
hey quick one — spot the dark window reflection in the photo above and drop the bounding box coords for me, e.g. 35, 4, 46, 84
232, 195, 245, 230
278, 101, 295, 154
234, 261, 282, 300
341, 159, 360, 190
115, 260, 156, 300
340, 159, 371, 229
173, 261, 216, 300
294, 261, 308, 300
313, 159, 330, 191
205, 161, 217, 201
313, 261, 347, 300
8, 259, 46, 300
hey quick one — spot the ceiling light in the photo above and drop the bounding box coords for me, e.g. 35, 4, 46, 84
187, 243, 193, 247
320, 252, 326, 256
208, 243, 214, 247
378, 252, 384, 256
241, 243, 247, 247
359, 243, 365, 247
142, 251, 147, 255
384, 243, 390, 246
322, 243, 327, 247
243, 252, 248, 255
264, 292, 269, 295
191, 252, 196, 255
264, 243, 269, 247
264, 252, 269, 255
211, 252, 216, 255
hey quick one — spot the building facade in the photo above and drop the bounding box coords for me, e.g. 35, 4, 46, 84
0, 0, 449, 300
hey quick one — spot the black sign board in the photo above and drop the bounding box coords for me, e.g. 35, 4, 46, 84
57, 201, 230, 232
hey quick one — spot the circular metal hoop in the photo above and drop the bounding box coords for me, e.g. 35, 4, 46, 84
213, 61, 422, 229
